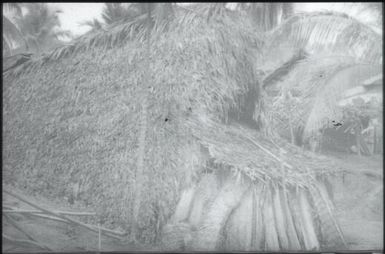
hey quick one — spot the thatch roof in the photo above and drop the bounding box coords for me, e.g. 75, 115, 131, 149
3, 5, 341, 243
183, 113, 341, 185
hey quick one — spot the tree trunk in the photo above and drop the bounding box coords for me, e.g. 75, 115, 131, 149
191, 179, 250, 251
130, 3, 152, 241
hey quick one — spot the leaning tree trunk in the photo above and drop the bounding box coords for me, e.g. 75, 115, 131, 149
190, 178, 250, 251
130, 3, 152, 241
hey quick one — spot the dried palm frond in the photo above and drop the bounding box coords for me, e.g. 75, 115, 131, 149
280, 183, 301, 250
272, 183, 290, 250
263, 183, 280, 251
298, 187, 320, 250
222, 188, 254, 250
188, 174, 219, 228
287, 187, 306, 249
170, 186, 196, 223
190, 178, 250, 251
308, 181, 347, 250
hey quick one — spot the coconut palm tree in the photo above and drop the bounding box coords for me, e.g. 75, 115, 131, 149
14, 3, 72, 54
259, 9, 382, 147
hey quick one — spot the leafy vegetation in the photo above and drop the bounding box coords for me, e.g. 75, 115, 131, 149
2, 3, 72, 56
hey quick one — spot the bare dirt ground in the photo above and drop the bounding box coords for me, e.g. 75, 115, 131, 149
2, 153, 383, 252
2, 184, 151, 252
330, 153, 383, 251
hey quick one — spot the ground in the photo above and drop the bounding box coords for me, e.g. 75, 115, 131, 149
331, 153, 383, 251
2, 153, 383, 252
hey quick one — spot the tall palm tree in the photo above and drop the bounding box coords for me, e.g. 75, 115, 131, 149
14, 3, 72, 54
259, 10, 382, 146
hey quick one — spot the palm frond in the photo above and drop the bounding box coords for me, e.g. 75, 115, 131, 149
328, 3, 382, 33
262, 49, 308, 88
263, 11, 382, 74
303, 64, 382, 138
267, 54, 351, 135
269, 58, 382, 141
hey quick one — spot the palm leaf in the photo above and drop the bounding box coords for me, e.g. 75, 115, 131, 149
262, 49, 308, 88
266, 52, 382, 141
263, 12, 382, 74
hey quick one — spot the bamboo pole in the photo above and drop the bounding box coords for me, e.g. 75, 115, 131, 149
23, 212, 68, 223
3, 190, 125, 239
3, 207, 96, 216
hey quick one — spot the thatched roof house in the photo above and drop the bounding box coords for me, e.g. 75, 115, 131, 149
3, 5, 346, 250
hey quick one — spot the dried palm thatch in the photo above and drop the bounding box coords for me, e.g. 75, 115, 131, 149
162, 114, 347, 251
3, 6, 264, 243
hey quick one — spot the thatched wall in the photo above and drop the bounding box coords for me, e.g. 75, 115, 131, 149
3, 7, 263, 242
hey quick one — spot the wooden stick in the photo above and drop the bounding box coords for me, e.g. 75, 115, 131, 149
3, 233, 51, 251
3, 190, 125, 240
4, 213, 53, 251
3, 207, 96, 216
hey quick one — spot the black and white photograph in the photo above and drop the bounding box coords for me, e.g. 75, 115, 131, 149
2, 2, 383, 252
